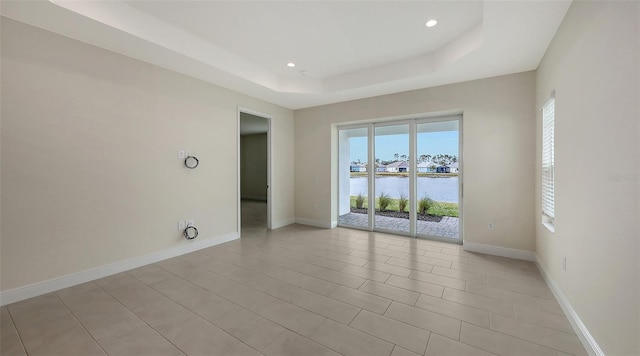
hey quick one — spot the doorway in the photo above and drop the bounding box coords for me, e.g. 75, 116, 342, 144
337, 115, 462, 243
238, 109, 271, 234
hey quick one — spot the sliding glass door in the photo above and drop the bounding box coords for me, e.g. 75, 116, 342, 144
415, 120, 460, 240
338, 127, 369, 229
374, 124, 410, 234
338, 116, 462, 243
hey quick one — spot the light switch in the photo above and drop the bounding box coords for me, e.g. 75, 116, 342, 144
178, 150, 186, 159
178, 220, 186, 230
186, 219, 194, 227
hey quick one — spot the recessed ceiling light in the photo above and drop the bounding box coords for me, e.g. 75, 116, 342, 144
287, 62, 296, 68
426, 19, 438, 28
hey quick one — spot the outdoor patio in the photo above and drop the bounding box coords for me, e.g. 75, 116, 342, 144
338, 212, 459, 239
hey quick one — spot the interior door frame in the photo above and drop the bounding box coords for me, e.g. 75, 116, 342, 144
237, 107, 272, 233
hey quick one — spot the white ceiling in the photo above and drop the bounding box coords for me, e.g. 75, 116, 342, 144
1, 1, 571, 110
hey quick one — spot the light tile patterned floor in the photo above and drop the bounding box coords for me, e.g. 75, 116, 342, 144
1, 204, 586, 356
338, 212, 460, 239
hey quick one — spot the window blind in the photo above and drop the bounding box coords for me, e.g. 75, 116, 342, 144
542, 97, 555, 219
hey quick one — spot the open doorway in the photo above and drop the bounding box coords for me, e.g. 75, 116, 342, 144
238, 109, 271, 234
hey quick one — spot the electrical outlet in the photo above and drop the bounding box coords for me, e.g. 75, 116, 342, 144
487, 222, 495, 230
562, 256, 567, 271
178, 220, 186, 230
186, 219, 194, 227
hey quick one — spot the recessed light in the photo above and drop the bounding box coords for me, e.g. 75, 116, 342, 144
287, 62, 296, 68
426, 19, 438, 28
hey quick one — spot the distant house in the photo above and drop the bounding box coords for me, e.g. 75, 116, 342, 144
350, 163, 367, 172
436, 165, 450, 173
417, 162, 437, 173
385, 161, 409, 173
376, 164, 387, 172
448, 162, 459, 173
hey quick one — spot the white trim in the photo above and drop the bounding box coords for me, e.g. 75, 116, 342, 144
295, 217, 334, 229
541, 220, 555, 233
237, 110, 242, 234
271, 217, 296, 229
535, 255, 604, 356
0, 232, 238, 306
462, 242, 535, 261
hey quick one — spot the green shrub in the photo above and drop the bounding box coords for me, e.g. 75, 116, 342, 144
378, 192, 392, 211
398, 193, 408, 212
418, 196, 434, 214
355, 193, 365, 209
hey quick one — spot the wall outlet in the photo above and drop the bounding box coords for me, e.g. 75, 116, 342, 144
178, 220, 186, 230
186, 219, 194, 227
487, 222, 495, 230
562, 256, 567, 271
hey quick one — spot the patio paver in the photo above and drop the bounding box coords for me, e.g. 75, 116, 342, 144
338, 212, 459, 239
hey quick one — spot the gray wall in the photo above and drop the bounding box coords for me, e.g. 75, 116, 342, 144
535, 2, 640, 354
241, 134, 267, 201
294, 71, 537, 252
0, 18, 295, 292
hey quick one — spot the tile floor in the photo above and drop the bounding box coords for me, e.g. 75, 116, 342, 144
1, 204, 587, 356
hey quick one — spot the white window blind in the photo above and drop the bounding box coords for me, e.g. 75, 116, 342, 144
542, 97, 555, 219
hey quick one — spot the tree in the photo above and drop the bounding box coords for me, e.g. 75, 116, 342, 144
401, 154, 407, 161
394, 153, 399, 161
419, 154, 428, 163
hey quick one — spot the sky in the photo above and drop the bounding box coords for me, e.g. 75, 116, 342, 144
349, 131, 458, 163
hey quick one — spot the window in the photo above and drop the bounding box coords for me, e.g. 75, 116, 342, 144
542, 96, 555, 225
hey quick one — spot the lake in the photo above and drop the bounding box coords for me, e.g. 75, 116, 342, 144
349, 176, 458, 203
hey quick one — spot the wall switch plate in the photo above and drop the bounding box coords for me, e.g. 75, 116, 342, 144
185, 151, 191, 157
487, 222, 495, 230
186, 219, 194, 227
178, 220, 186, 230
178, 150, 186, 159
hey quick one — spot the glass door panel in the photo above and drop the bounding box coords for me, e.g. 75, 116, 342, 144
374, 124, 410, 234
415, 120, 460, 240
338, 127, 369, 229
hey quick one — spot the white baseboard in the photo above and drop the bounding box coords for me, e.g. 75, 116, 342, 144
462, 242, 535, 261
295, 217, 333, 229
0, 232, 239, 306
330, 220, 338, 228
535, 255, 604, 356
271, 217, 296, 229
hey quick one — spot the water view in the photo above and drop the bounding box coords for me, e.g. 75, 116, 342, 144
350, 176, 458, 203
